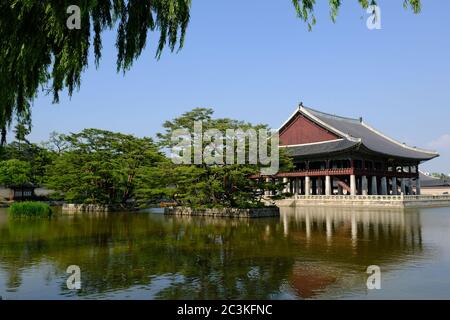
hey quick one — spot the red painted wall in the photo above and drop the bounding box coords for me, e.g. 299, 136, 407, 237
279, 114, 339, 146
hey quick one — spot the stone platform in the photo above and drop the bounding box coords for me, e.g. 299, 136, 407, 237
62, 203, 136, 213
164, 206, 280, 218
274, 195, 450, 208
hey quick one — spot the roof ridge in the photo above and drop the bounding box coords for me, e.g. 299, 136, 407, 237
280, 104, 439, 161
280, 138, 346, 148
299, 106, 362, 143
302, 106, 360, 122
361, 121, 439, 156
419, 171, 441, 180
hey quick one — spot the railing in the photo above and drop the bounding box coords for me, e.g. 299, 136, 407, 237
275, 168, 354, 177
353, 169, 418, 179
265, 168, 418, 178
292, 195, 403, 201
286, 195, 450, 201
403, 195, 450, 201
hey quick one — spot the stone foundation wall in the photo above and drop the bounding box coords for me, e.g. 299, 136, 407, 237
164, 206, 280, 218
0, 187, 11, 200
62, 203, 135, 213
274, 195, 450, 208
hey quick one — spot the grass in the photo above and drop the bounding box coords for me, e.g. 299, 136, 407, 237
9, 202, 53, 218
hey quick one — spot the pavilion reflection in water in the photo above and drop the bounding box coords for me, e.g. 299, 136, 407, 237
281, 207, 422, 246
279, 207, 424, 299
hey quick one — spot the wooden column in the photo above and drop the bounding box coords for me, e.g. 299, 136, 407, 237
305, 176, 311, 196
362, 176, 368, 196
325, 176, 332, 196
392, 177, 398, 195
350, 175, 357, 196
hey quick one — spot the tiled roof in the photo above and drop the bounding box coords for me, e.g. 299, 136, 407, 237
284, 139, 359, 157
280, 106, 439, 161
419, 172, 450, 187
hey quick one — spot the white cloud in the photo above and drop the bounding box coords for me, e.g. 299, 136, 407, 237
429, 134, 450, 150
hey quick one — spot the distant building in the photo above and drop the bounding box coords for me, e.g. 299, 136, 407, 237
418, 172, 450, 195
260, 105, 439, 196
5, 183, 36, 201
0, 185, 54, 201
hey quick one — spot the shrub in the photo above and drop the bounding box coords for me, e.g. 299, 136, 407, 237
9, 202, 53, 218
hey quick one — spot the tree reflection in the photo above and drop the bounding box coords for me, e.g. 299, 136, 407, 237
0, 207, 426, 299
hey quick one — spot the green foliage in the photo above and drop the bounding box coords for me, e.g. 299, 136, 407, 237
431, 173, 450, 180
134, 161, 177, 207
45, 128, 167, 205
0, 111, 52, 185
1, 107, 294, 208
0, 1, 422, 142
9, 201, 53, 218
0, 0, 191, 143
0, 141, 54, 185
292, 0, 421, 30
154, 108, 293, 208
0, 159, 32, 186
13, 110, 32, 144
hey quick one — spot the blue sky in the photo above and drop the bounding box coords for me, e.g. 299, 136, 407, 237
27, 0, 450, 172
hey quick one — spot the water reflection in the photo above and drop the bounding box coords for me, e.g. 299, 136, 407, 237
279, 207, 425, 298
0, 207, 428, 299
281, 207, 423, 255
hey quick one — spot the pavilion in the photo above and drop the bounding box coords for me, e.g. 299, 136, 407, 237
266, 104, 439, 197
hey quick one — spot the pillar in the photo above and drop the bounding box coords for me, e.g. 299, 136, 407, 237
325, 176, 332, 196
416, 177, 421, 195
265, 177, 271, 196
338, 185, 343, 195
305, 176, 311, 196
317, 178, 323, 195
283, 178, 288, 193
361, 176, 368, 196
350, 175, 357, 196
407, 179, 413, 195
371, 176, 378, 195
401, 178, 406, 195
381, 177, 388, 195
392, 177, 398, 195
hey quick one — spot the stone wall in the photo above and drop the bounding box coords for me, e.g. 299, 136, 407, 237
164, 206, 280, 218
274, 195, 450, 208
62, 203, 136, 213
0, 187, 11, 201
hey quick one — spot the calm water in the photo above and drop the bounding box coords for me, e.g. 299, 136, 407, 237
0, 206, 450, 300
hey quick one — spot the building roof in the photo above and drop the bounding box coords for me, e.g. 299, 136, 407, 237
419, 172, 450, 187
283, 139, 359, 157
280, 105, 439, 161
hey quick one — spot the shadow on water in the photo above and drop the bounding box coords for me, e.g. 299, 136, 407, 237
0, 206, 429, 299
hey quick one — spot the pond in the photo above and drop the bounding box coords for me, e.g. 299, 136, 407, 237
0, 206, 449, 300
